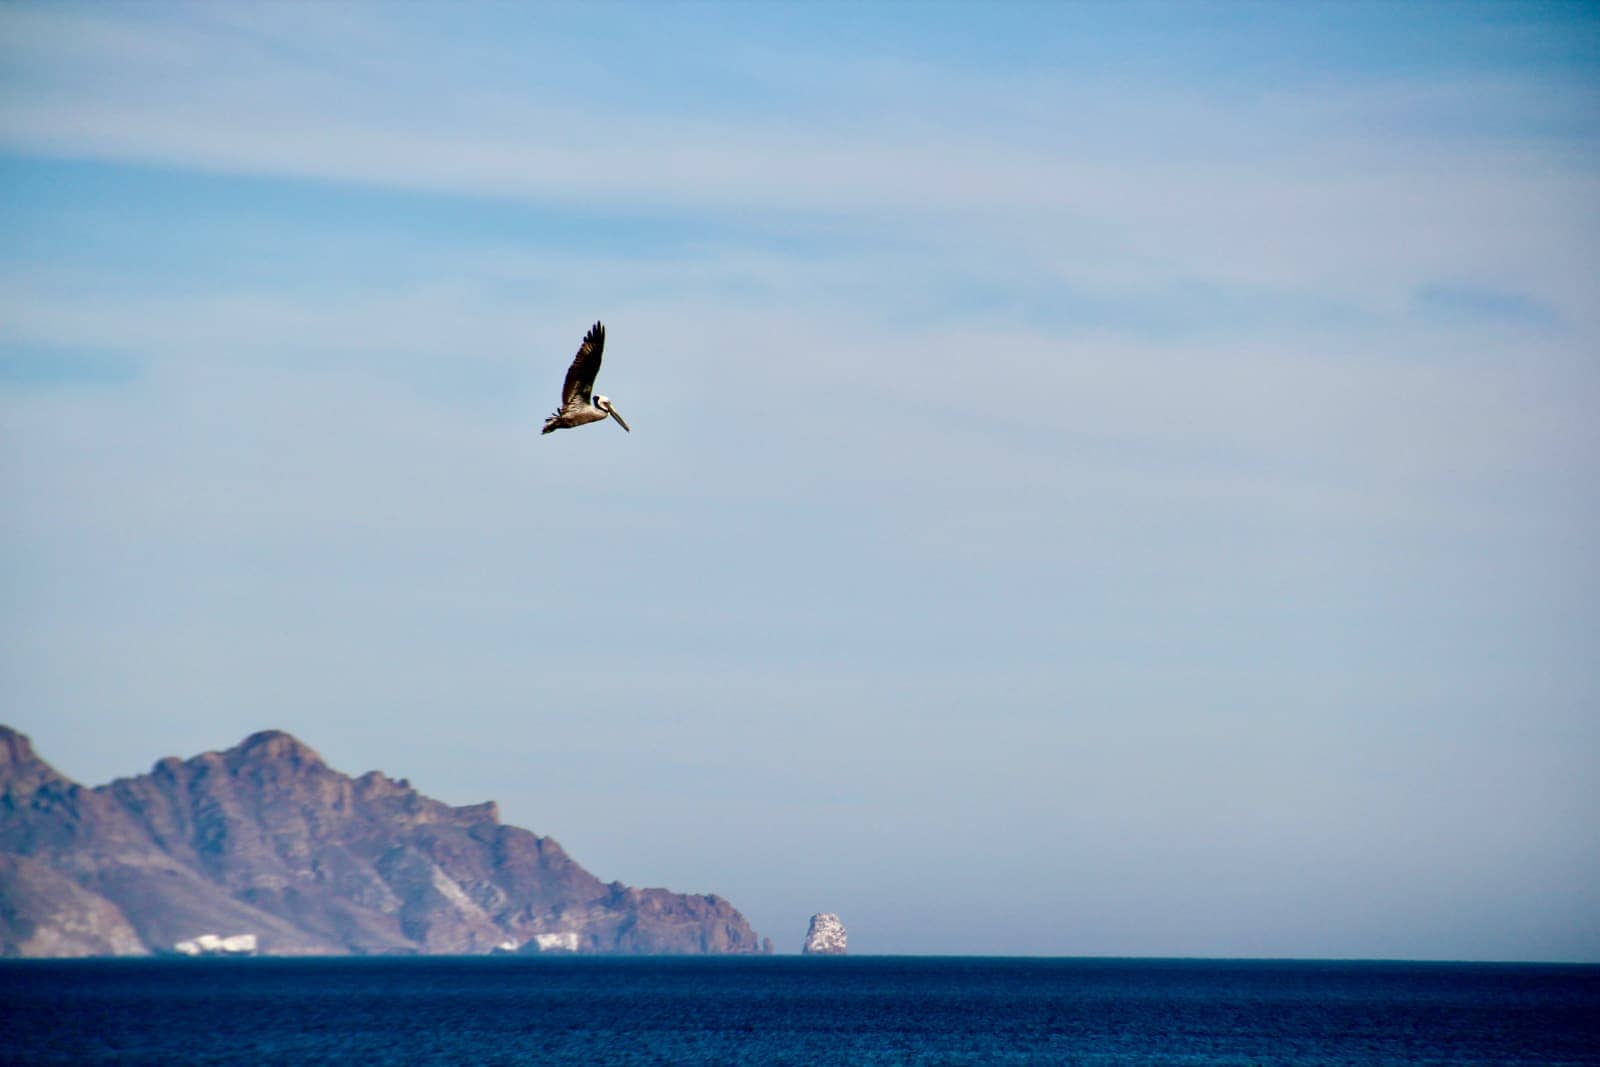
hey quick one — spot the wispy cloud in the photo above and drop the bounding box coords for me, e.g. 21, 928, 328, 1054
3, 1, 1596, 327
0, 340, 142, 387
1413, 281, 1562, 329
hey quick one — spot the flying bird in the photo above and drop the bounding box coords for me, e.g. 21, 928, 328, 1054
541, 321, 631, 435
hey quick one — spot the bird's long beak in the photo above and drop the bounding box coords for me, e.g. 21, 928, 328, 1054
609, 406, 631, 432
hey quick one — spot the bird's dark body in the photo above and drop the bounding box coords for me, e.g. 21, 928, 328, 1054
541, 404, 611, 433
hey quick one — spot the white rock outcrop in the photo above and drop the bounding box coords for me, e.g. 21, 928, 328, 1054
174, 933, 258, 956
533, 931, 580, 952
801, 913, 846, 955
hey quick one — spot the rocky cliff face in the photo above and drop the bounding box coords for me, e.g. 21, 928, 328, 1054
802, 912, 847, 954
0, 726, 767, 958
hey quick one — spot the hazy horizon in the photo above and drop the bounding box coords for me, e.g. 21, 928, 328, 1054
4, 2, 1596, 962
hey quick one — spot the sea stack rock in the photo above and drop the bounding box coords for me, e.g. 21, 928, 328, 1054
801, 913, 847, 955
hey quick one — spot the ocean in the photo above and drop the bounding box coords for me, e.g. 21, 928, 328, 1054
3, 956, 1597, 1065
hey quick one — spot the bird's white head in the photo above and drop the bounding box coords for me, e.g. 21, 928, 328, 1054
594, 395, 630, 432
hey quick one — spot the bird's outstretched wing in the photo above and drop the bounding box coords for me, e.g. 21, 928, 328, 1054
560, 321, 605, 407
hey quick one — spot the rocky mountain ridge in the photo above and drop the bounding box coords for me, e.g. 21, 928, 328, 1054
0, 726, 769, 957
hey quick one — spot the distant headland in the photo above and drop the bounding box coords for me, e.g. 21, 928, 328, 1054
0, 725, 773, 958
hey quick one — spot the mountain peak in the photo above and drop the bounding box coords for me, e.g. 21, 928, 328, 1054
228, 730, 325, 768
0, 726, 38, 770
0, 726, 68, 795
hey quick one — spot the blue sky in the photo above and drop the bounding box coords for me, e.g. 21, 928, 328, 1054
2, 1, 1597, 959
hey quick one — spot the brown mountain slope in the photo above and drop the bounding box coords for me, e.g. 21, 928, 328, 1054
0, 726, 768, 957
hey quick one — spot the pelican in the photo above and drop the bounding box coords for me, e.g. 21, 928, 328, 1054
541, 320, 631, 435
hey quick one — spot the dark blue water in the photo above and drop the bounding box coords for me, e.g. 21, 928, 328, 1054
3, 957, 1597, 1065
